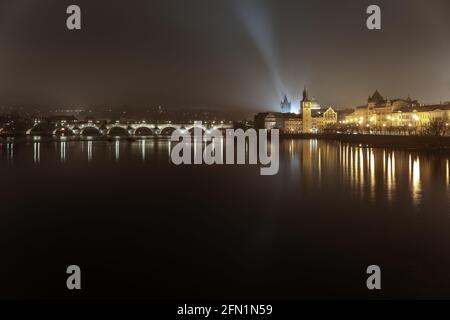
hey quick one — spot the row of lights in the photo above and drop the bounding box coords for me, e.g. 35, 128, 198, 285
51, 120, 230, 125
340, 122, 449, 128
343, 114, 427, 124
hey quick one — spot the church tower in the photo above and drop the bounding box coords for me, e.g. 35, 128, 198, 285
302, 86, 312, 133
281, 95, 292, 113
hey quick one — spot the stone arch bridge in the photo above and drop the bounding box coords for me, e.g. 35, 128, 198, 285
25, 122, 233, 136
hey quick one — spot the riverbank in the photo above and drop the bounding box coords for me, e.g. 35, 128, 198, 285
282, 133, 450, 151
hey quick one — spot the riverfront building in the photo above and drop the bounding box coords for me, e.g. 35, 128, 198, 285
344, 91, 450, 130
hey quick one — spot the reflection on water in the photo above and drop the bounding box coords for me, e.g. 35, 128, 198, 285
1, 136, 450, 299
386, 151, 396, 203
447, 159, 449, 188
60, 141, 67, 163
115, 140, 120, 162
281, 139, 449, 210
370, 148, 375, 200
33, 142, 40, 164
141, 140, 146, 162
447, 160, 450, 209
410, 155, 422, 207
1, 137, 449, 210
88, 141, 93, 162
6, 143, 14, 162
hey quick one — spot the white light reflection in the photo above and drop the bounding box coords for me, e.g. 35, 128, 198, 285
115, 140, 120, 162
7, 143, 14, 162
87, 141, 93, 162
141, 139, 146, 162
33, 142, 40, 164
60, 141, 67, 163
168, 140, 172, 161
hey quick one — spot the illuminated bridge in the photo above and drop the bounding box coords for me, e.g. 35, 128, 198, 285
25, 121, 234, 136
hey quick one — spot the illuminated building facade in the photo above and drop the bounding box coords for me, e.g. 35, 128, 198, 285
301, 87, 338, 133
309, 107, 338, 132
283, 114, 302, 133
344, 91, 450, 130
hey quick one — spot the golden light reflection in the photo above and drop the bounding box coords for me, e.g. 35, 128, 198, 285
409, 155, 421, 207
386, 151, 396, 203
447, 160, 450, 207
293, 141, 431, 208
446, 159, 449, 191
318, 147, 322, 182
349, 147, 354, 188
358, 147, 364, 190
289, 140, 294, 158
369, 148, 375, 201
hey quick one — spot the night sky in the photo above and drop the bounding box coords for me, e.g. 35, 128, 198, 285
0, 0, 449, 112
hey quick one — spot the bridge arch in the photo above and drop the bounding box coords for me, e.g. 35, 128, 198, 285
52, 127, 74, 135
27, 126, 48, 135
159, 126, 178, 136
107, 125, 129, 136
133, 125, 156, 136
185, 124, 208, 132
80, 125, 101, 136
187, 126, 207, 136
134, 127, 155, 136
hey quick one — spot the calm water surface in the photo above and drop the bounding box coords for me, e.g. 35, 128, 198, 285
1, 137, 450, 299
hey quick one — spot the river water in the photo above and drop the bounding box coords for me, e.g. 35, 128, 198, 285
1, 137, 449, 299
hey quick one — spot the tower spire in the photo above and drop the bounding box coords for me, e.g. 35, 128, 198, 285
280, 94, 292, 113
301, 86, 312, 133
302, 86, 309, 102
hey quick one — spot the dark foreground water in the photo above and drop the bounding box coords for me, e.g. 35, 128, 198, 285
1, 137, 450, 299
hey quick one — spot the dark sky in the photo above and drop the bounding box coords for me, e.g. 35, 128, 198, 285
0, 0, 449, 112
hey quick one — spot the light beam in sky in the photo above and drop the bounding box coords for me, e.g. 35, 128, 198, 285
233, 0, 287, 105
